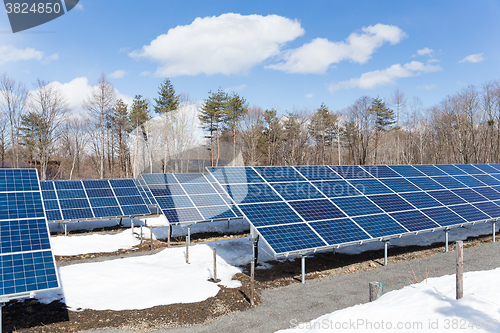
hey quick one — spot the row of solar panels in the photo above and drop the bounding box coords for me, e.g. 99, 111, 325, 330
205, 165, 500, 256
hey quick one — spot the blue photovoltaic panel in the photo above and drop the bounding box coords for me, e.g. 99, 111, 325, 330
88, 197, 119, 208
353, 214, 408, 238
473, 202, 500, 219
448, 204, 489, 222
198, 206, 236, 220
473, 164, 499, 174
311, 180, 361, 198
412, 165, 447, 176
488, 164, 500, 172
206, 167, 264, 184
451, 188, 488, 203
270, 182, 325, 200
361, 165, 401, 178
435, 165, 467, 176
331, 196, 383, 217
431, 176, 466, 189
254, 166, 307, 182
310, 218, 369, 245
454, 164, 484, 174
238, 202, 302, 227
428, 190, 466, 205
257, 223, 326, 254
155, 196, 193, 209
473, 174, 500, 186
134, 179, 154, 206
162, 208, 203, 223
348, 179, 393, 195
121, 205, 150, 216
0, 169, 60, 299
190, 194, 227, 207
289, 199, 346, 221
453, 175, 486, 188
421, 207, 466, 227
82, 179, 111, 189
329, 165, 373, 179
181, 183, 217, 195
149, 184, 186, 196
61, 208, 93, 220
472, 187, 500, 200
389, 165, 425, 177
175, 173, 209, 183
379, 178, 420, 193
367, 194, 415, 213
93, 207, 123, 218
116, 196, 145, 206
407, 177, 445, 191
390, 210, 439, 232
399, 192, 442, 209
56, 189, 86, 199
294, 166, 341, 180
45, 210, 62, 222
223, 183, 282, 204
54, 180, 83, 190
113, 187, 140, 197
142, 173, 178, 184
109, 179, 137, 188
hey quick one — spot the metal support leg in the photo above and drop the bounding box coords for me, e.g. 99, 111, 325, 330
64, 223, 67, 237
250, 234, 259, 267
384, 241, 389, 266
187, 226, 191, 247
301, 256, 306, 284
0, 302, 4, 332
131, 221, 134, 234
332, 247, 336, 255
493, 221, 496, 243
445, 229, 449, 252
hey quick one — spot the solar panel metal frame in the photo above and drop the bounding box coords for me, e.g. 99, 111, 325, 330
0, 169, 60, 302
40, 179, 153, 223
207, 164, 499, 257
141, 173, 245, 225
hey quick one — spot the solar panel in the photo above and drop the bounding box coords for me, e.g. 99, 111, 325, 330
206, 164, 500, 256
141, 173, 244, 225
0, 169, 59, 300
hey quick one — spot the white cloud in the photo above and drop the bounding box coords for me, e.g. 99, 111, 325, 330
267, 24, 407, 74
459, 53, 484, 63
109, 70, 127, 79
74, 3, 83, 10
329, 61, 442, 92
32, 77, 133, 116
417, 84, 437, 90
306, 93, 314, 98
130, 13, 304, 76
413, 47, 433, 57
0, 45, 58, 65
224, 84, 246, 93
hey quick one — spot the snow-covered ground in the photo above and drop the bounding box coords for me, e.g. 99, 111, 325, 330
277, 268, 500, 333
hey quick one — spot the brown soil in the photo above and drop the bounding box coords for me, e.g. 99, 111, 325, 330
3, 231, 497, 333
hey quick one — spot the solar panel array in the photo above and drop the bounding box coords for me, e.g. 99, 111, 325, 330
40, 179, 151, 222
207, 164, 500, 256
141, 173, 243, 225
0, 169, 59, 300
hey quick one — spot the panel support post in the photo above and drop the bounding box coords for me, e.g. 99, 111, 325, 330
250, 234, 259, 267
493, 220, 496, 243
140, 226, 143, 244
64, 223, 67, 237
456, 240, 463, 300
149, 226, 153, 251
383, 240, 389, 266
131, 221, 134, 234
250, 260, 255, 306
445, 229, 449, 252
167, 225, 171, 248
369, 282, 380, 302
213, 247, 217, 282
301, 255, 306, 284
186, 225, 191, 264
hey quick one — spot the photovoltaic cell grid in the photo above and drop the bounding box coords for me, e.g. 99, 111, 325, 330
141, 173, 244, 225
40, 179, 150, 222
0, 169, 59, 300
206, 164, 500, 256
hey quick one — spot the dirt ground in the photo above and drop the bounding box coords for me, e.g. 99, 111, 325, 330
3, 230, 496, 333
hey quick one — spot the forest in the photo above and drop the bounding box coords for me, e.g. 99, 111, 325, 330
1, 72, 500, 180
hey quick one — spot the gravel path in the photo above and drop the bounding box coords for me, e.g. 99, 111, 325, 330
82, 243, 500, 333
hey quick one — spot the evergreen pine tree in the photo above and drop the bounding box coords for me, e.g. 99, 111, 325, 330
225, 93, 248, 165
129, 95, 150, 176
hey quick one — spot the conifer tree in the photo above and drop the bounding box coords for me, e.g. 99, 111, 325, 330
129, 95, 150, 176
225, 93, 248, 165
370, 97, 395, 163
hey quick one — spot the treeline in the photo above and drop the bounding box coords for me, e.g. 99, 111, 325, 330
1, 71, 500, 180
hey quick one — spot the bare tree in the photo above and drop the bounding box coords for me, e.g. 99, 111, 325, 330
0, 73, 27, 168
391, 88, 407, 164
82, 74, 116, 179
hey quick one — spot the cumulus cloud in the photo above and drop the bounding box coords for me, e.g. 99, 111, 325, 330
267, 24, 407, 74
0, 45, 58, 65
329, 61, 442, 92
459, 53, 484, 63
109, 70, 127, 79
129, 13, 304, 76
306, 93, 314, 98
35, 77, 133, 115
413, 47, 433, 57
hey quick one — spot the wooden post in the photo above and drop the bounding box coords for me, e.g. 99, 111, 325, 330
213, 247, 217, 282
369, 282, 380, 302
140, 226, 143, 244
186, 228, 190, 264
456, 240, 463, 300
149, 226, 153, 251
167, 227, 171, 248
131, 221, 134, 234
250, 261, 255, 306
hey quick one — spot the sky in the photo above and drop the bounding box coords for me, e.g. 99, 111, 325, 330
1, 1, 500, 116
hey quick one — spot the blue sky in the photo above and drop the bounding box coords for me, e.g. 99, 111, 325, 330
1, 0, 499, 115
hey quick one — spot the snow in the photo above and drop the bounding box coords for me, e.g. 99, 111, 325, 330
278, 268, 500, 333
